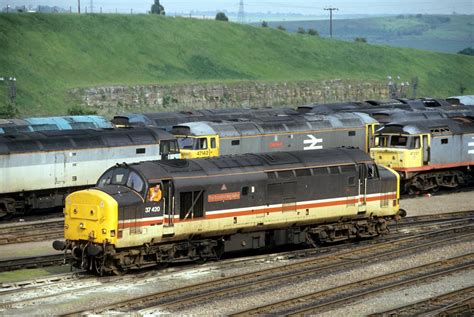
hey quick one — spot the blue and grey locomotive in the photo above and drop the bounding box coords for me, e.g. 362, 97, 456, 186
0, 127, 179, 218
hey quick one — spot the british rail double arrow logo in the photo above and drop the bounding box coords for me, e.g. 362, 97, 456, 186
304, 135, 323, 150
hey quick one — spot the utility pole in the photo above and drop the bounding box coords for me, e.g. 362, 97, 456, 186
78, 0, 80, 14
324, 7, 338, 38
0, 77, 17, 105
238, 0, 245, 24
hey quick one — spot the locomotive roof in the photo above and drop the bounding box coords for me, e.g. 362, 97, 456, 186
171, 112, 376, 137
376, 117, 474, 135
0, 127, 175, 155
370, 110, 448, 123
447, 95, 474, 106
0, 118, 29, 127
298, 99, 474, 117
113, 107, 298, 130
126, 148, 371, 182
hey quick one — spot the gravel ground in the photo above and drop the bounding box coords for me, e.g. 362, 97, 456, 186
318, 272, 474, 316
0, 255, 296, 315
155, 240, 473, 316
400, 191, 473, 217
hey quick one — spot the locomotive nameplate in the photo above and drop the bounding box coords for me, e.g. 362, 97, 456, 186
208, 192, 240, 202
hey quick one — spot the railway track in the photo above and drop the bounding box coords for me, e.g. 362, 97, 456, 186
369, 286, 474, 317
0, 219, 63, 245
233, 254, 474, 316
0, 254, 70, 273
0, 212, 472, 274
60, 224, 474, 315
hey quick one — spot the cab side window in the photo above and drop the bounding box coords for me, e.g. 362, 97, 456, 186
148, 184, 163, 202
197, 138, 208, 150
210, 138, 216, 149
367, 164, 378, 179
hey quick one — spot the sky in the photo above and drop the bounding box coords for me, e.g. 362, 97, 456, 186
1, 0, 473, 15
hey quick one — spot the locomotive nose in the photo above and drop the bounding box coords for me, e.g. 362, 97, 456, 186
64, 189, 119, 245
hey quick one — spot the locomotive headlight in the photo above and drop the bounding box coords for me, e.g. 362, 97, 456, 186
102, 228, 107, 234
79, 222, 85, 229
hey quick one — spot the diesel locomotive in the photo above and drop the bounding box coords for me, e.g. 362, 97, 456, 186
171, 112, 378, 159
0, 127, 179, 218
53, 148, 404, 275
298, 98, 474, 116
111, 107, 297, 131
370, 117, 474, 193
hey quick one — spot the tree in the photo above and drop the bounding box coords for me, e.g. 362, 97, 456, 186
355, 37, 367, 43
261, 21, 268, 28
151, 0, 165, 15
297, 27, 306, 34
0, 103, 19, 118
277, 25, 286, 31
307, 28, 319, 36
215, 12, 229, 21
458, 47, 474, 56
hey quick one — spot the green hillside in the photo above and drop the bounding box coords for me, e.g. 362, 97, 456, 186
263, 15, 473, 53
0, 13, 473, 116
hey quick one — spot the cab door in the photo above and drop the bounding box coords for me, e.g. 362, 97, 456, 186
422, 134, 430, 165
209, 136, 219, 157
162, 181, 175, 237
195, 137, 210, 158
366, 123, 376, 151
358, 164, 367, 214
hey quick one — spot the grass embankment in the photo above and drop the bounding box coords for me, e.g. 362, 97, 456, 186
0, 13, 472, 116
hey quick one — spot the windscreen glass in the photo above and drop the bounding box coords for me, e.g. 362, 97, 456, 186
177, 137, 194, 150
126, 171, 145, 194
97, 167, 129, 187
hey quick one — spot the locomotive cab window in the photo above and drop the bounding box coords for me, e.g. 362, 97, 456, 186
126, 172, 145, 194
197, 138, 208, 150
160, 140, 179, 154
374, 135, 388, 147
177, 137, 194, 150
148, 183, 163, 202
367, 164, 379, 179
97, 167, 129, 187
97, 170, 113, 187
211, 138, 216, 149
390, 135, 408, 148
376, 135, 420, 149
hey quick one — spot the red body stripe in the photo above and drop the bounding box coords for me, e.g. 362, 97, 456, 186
120, 194, 397, 228
394, 161, 474, 172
